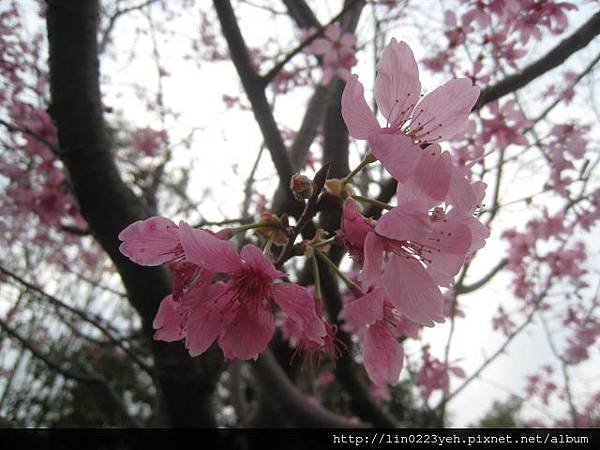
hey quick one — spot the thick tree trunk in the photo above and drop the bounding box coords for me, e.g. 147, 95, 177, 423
46, 0, 222, 427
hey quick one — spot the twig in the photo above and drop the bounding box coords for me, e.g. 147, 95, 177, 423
254, 349, 366, 427
262, 0, 362, 86
441, 281, 553, 405
274, 162, 330, 268
474, 11, 600, 110
99, 0, 159, 54
457, 258, 508, 294
0, 316, 141, 427
0, 118, 61, 155
0, 265, 153, 376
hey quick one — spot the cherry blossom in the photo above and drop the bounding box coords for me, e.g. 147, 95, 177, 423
341, 38, 479, 183
130, 127, 168, 157
360, 202, 472, 326
339, 287, 407, 386
306, 23, 357, 85
416, 347, 465, 401
480, 100, 531, 148
174, 223, 326, 359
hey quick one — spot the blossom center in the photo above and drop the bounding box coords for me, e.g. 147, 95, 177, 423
230, 266, 271, 305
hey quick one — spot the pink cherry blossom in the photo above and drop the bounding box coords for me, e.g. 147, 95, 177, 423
340, 198, 374, 265
177, 223, 326, 360
361, 201, 472, 326
306, 24, 357, 85
339, 287, 410, 386
510, 0, 577, 44
416, 347, 465, 401
341, 38, 479, 184
480, 100, 531, 148
131, 127, 168, 157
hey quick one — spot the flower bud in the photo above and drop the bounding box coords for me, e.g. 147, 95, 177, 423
290, 173, 315, 201
324, 178, 354, 199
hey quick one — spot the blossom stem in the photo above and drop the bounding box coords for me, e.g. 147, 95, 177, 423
342, 151, 376, 185
311, 256, 323, 301
262, 233, 275, 256
316, 250, 363, 297
351, 194, 393, 211
313, 236, 336, 249
230, 222, 271, 234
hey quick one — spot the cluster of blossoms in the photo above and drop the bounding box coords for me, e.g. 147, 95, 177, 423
119, 217, 327, 360
461, 0, 576, 43
425, 0, 576, 82
130, 127, 169, 158
0, 4, 92, 262
119, 39, 488, 387
336, 39, 487, 385
305, 23, 357, 85
525, 367, 600, 427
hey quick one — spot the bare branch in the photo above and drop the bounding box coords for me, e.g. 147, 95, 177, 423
442, 281, 553, 406
474, 11, 600, 110
254, 349, 366, 427
99, 0, 159, 54
0, 316, 141, 427
281, 0, 321, 29
457, 258, 508, 294
0, 118, 61, 156
213, 0, 304, 217
0, 265, 153, 375
531, 50, 600, 126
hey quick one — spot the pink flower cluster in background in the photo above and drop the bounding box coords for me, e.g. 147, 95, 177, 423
305, 23, 357, 85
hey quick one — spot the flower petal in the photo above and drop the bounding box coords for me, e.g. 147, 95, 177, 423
178, 221, 241, 273
339, 287, 385, 330
374, 39, 421, 126
341, 198, 372, 250
375, 201, 431, 242
308, 38, 332, 55
447, 171, 478, 211
118, 216, 179, 266
240, 244, 286, 279
153, 295, 185, 342
324, 23, 342, 41
368, 133, 422, 183
363, 322, 404, 385
341, 75, 380, 139
271, 283, 326, 345
382, 254, 444, 326
185, 284, 234, 357
408, 78, 479, 142
219, 302, 274, 360
360, 232, 385, 290
414, 144, 453, 202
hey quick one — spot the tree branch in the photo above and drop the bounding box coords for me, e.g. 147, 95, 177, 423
253, 349, 365, 427
213, 0, 304, 219
0, 265, 153, 376
281, 0, 321, 29
457, 258, 508, 294
364, 178, 397, 219
0, 316, 140, 427
474, 11, 600, 110
46, 0, 222, 427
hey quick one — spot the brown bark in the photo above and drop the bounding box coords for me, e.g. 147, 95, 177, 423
46, 0, 222, 427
